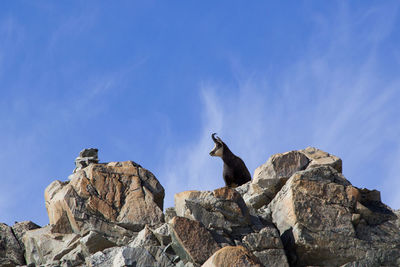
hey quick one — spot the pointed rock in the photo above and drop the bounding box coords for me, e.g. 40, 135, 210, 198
246, 150, 310, 209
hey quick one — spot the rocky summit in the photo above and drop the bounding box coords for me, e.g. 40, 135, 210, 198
1, 147, 399, 267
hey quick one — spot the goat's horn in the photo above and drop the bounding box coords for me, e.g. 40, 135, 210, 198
211, 133, 218, 142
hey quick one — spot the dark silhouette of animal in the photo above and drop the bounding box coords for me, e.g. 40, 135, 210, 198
209, 133, 251, 187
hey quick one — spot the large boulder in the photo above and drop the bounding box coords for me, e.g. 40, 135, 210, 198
169, 216, 220, 265
45, 161, 165, 242
201, 246, 263, 267
240, 148, 343, 211
0, 223, 25, 267
268, 165, 400, 266
174, 187, 250, 234
243, 150, 310, 210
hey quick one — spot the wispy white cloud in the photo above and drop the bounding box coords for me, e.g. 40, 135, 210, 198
161, 2, 400, 210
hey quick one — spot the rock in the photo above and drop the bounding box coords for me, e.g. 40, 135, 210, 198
73, 148, 99, 173
242, 226, 283, 251
45, 160, 165, 242
268, 165, 400, 266
89, 245, 175, 267
165, 207, 177, 222
241, 225, 289, 267
80, 230, 116, 254
129, 225, 159, 248
11, 221, 40, 251
355, 188, 396, 225
201, 246, 263, 267
169, 216, 220, 265
23, 225, 83, 266
174, 187, 250, 233
152, 223, 172, 247
253, 249, 289, 267
0, 223, 25, 266
247, 150, 310, 209
300, 146, 342, 173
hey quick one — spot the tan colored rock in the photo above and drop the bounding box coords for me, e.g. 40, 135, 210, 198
246, 150, 310, 209
201, 246, 263, 267
268, 165, 400, 266
254, 150, 310, 181
174, 187, 250, 232
169, 216, 220, 265
300, 146, 342, 173
45, 161, 165, 238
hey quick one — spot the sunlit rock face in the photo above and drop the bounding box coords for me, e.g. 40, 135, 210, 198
45, 160, 165, 237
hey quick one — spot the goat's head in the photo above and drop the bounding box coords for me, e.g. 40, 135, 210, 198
209, 133, 224, 157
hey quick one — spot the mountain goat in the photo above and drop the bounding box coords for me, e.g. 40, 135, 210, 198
209, 133, 251, 187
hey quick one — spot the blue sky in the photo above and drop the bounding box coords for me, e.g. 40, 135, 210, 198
1, 1, 399, 226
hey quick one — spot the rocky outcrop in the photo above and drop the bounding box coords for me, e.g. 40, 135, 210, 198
23, 152, 166, 266
268, 165, 399, 266
1, 147, 399, 267
45, 160, 165, 239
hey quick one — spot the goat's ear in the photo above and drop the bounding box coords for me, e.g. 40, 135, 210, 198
216, 136, 223, 144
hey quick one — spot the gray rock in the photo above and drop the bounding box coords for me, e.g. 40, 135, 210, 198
242, 226, 283, 251
0, 223, 25, 266
174, 187, 250, 233
253, 249, 289, 267
152, 223, 172, 247
129, 225, 159, 248
89, 245, 175, 267
241, 225, 289, 267
23, 225, 85, 266
73, 148, 99, 173
11, 221, 40, 252
80, 230, 116, 254
165, 207, 177, 223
